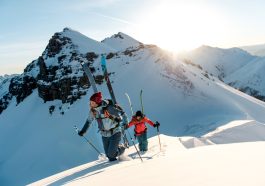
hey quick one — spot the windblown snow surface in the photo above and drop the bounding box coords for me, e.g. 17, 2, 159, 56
31, 122, 265, 186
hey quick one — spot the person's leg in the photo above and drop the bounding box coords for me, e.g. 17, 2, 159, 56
137, 134, 144, 151
102, 136, 109, 155
142, 132, 148, 151
106, 132, 122, 161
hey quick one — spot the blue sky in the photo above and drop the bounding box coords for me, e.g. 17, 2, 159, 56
1, 0, 265, 75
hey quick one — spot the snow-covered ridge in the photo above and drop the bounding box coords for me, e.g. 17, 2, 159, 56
225, 56, 265, 101
180, 45, 265, 102
240, 43, 265, 57
61, 27, 115, 54
180, 45, 256, 79
101, 32, 142, 51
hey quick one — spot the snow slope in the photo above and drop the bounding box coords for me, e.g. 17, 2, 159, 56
225, 57, 265, 101
1, 28, 265, 186
30, 135, 265, 186
180, 45, 256, 79
180, 120, 265, 148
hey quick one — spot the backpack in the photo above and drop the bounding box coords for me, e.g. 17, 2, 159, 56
102, 99, 124, 122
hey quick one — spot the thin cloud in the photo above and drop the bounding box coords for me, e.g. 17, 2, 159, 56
91, 12, 136, 26
0, 41, 46, 54
64, 0, 122, 11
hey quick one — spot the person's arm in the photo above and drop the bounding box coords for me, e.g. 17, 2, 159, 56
121, 112, 129, 126
143, 116, 155, 127
78, 111, 94, 136
128, 118, 137, 128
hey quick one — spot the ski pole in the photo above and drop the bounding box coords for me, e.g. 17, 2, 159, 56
140, 90, 144, 114
121, 129, 130, 148
156, 122, 162, 152
126, 128, 143, 162
74, 125, 102, 155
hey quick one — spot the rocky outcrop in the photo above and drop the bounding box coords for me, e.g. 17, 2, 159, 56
229, 85, 265, 102
34, 31, 104, 103
44, 33, 71, 58
0, 93, 12, 114
9, 75, 37, 104
1, 29, 106, 114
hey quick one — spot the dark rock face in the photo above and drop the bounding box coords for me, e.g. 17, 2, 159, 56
24, 60, 37, 73
9, 76, 37, 104
114, 33, 124, 39
106, 52, 117, 59
1, 30, 105, 114
37, 78, 74, 103
34, 31, 105, 104
0, 93, 12, 114
123, 44, 144, 57
44, 33, 71, 58
239, 86, 265, 102
37, 57, 48, 80
86, 52, 98, 62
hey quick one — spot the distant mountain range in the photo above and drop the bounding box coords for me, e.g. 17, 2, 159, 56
180, 45, 265, 101
240, 43, 265, 56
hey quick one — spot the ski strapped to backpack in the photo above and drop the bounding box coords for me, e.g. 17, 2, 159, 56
82, 62, 98, 93
81, 62, 103, 129
101, 54, 117, 104
100, 55, 130, 148
140, 89, 144, 114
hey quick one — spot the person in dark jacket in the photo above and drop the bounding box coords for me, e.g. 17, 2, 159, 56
127, 110, 159, 152
78, 92, 128, 161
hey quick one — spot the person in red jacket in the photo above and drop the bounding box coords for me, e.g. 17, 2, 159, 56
127, 110, 160, 152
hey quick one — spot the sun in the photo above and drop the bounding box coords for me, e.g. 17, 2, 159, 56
135, 1, 227, 52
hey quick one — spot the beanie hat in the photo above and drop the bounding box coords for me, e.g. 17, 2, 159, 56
136, 110, 143, 117
90, 92, 102, 105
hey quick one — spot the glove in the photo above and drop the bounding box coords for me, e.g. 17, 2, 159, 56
123, 124, 129, 130
78, 130, 84, 136
114, 117, 122, 123
153, 121, 160, 128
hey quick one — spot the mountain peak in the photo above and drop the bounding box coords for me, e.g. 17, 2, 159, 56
101, 32, 142, 51
62, 27, 74, 33
58, 27, 115, 54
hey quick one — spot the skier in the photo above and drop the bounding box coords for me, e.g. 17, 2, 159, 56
126, 110, 160, 153
78, 92, 129, 161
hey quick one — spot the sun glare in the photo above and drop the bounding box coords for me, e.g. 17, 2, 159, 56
136, 2, 227, 52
